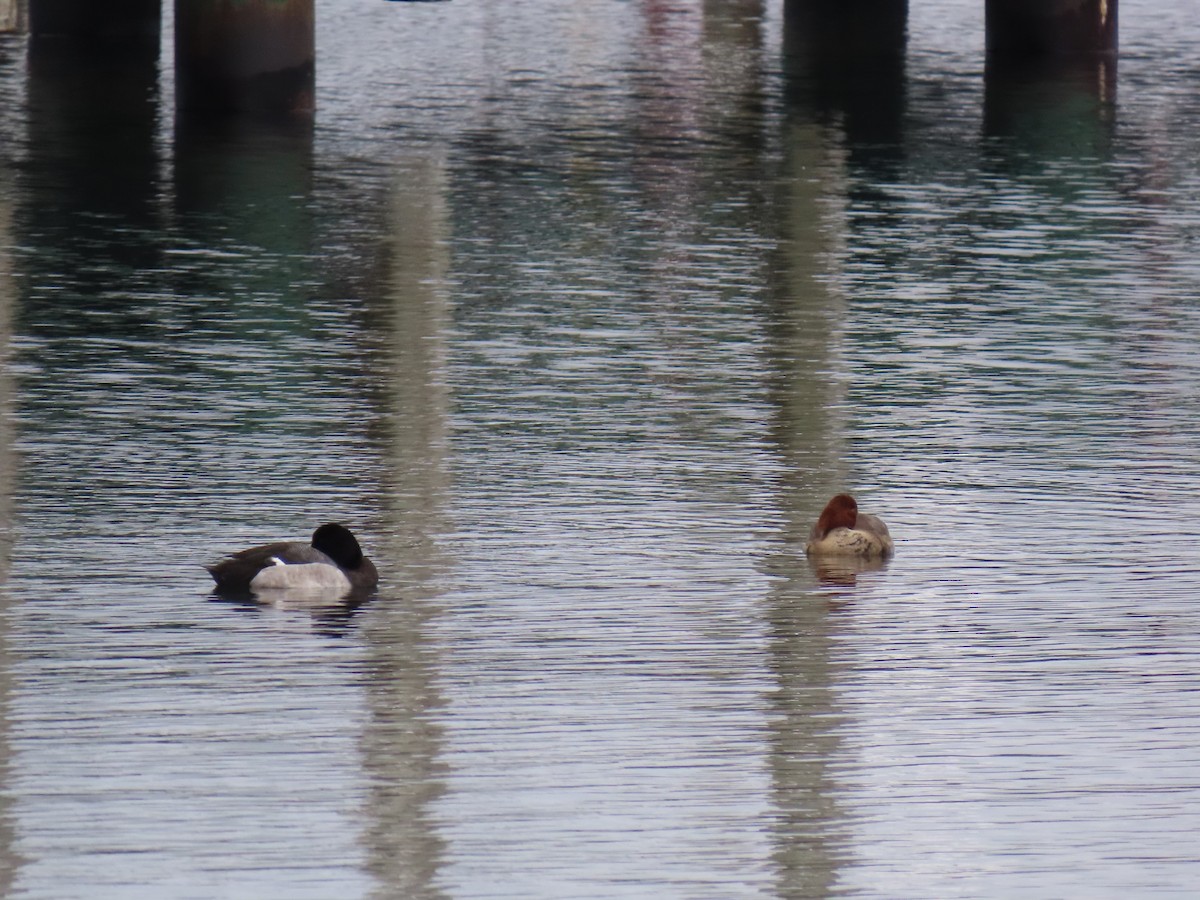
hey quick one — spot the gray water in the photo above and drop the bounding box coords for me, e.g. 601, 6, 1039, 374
1, 0, 1199, 897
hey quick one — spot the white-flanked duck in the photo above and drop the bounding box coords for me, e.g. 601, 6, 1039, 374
805, 494, 893, 558
207, 523, 378, 596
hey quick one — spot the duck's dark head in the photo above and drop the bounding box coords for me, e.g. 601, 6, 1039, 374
815, 494, 858, 538
311, 523, 365, 570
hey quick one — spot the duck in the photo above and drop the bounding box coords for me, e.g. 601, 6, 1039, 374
206, 523, 379, 596
805, 494, 893, 558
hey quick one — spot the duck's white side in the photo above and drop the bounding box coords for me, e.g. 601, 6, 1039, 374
249, 557, 353, 595
805, 518, 892, 557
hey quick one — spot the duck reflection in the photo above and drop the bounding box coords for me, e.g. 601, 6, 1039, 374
808, 552, 890, 589
206, 588, 376, 637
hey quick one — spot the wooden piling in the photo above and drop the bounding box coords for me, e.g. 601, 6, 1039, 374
28, 0, 158, 40
782, 0, 909, 147
986, 0, 1117, 60
175, 0, 315, 116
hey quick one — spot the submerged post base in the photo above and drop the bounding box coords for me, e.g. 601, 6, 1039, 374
175, 0, 315, 116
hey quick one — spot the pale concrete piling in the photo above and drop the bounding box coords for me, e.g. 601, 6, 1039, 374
0, 0, 22, 33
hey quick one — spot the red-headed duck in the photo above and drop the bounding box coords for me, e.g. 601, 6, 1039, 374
206, 523, 379, 597
805, 494, 893, 558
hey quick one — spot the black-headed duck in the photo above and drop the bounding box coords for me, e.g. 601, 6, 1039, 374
207, 523, 378, 596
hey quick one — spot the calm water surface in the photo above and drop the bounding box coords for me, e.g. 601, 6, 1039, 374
0, 0, 1199, 897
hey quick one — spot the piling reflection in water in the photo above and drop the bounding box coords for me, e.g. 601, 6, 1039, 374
983, 55, 1116, 156
357, 154, 453, 898
766, 99, 859, 893
765, 554, 854, 900
0, 152, 18, 897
